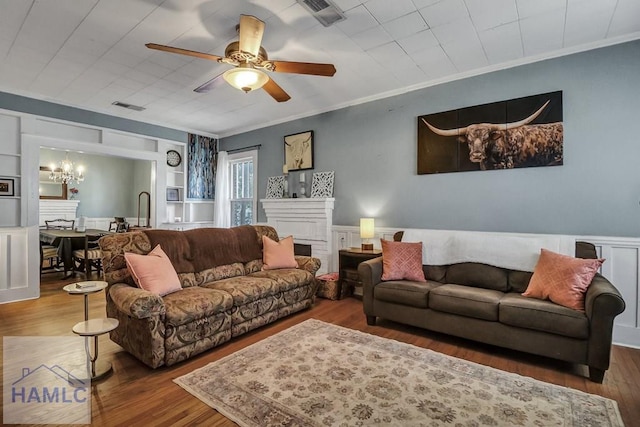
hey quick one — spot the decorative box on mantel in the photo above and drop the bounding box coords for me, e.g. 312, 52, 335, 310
260, 198, 334, 275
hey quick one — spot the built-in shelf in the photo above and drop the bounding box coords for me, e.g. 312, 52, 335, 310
1, 153, 21, 158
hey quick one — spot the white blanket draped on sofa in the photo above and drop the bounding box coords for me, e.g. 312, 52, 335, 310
402, 229, 575, 272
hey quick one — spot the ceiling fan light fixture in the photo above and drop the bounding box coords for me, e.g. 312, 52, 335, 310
223, 64, 269, 93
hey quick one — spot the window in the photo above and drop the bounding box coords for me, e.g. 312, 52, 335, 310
229, 150, 257, 227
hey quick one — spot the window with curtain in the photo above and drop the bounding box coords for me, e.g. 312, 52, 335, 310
229, 151, 257, 226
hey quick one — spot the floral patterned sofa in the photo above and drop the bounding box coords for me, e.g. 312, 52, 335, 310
99, 225, 321, 368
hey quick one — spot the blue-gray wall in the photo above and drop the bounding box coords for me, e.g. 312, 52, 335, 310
39, 149, 151, 218
221, 40, 640, 238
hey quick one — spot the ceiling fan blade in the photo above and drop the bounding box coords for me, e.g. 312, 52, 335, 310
263, 77, 291, 102
194, 73, 226, 93
146, 43, 222, 62
238, 15, 265, 58
271, 60, 336, 77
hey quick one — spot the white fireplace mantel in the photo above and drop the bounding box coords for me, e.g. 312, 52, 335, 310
261, 198, 334, 274
39, 199, 80, 226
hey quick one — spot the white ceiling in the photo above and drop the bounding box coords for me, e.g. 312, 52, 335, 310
1, 0, 639, 138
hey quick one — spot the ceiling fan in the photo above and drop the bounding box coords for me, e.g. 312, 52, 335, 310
146, 15, 336, 102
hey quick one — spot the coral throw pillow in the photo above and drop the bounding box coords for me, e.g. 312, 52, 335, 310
522, 248, 604, 311
262, 235, 298, 270
124, 245, 182, 296
381, 239, 426, 282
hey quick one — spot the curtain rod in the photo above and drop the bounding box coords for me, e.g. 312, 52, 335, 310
226, 144, 262, 154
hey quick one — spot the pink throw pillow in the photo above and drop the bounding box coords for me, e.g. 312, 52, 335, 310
381, 239, 426, 282
262, 235, 298, 270
124, 245, 182, 296
522, 248, 604, 311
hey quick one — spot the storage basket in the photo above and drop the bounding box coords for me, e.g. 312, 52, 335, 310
316, 272, 350, 300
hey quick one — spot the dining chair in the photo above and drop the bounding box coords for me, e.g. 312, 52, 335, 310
40, 240, 61, 277
45, 218, 75, 230
72, 234, 104, 278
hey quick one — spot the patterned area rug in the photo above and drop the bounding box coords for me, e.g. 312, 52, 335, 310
174, 319, 623, 427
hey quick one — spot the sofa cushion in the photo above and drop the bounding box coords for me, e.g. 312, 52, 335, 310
262, 235, 297, 270
381, 240, 426, 282
508, 270, 533, 293
499, 293, 589, 339
424, 265, 448, 282
429, 284, 503, 321
142, 226, 262, 272
245, 259, 264, 275
374, 280, 442, 308
249, 269, 314, 292
522, 249, 604, 311
124, 245, 182, 296
163, 287, 233, 327
196, 263, 245, 286
445, 263, 509, 292
202, 276, 281, 306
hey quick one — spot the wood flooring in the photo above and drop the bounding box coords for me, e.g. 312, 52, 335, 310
1, 273, 639, 426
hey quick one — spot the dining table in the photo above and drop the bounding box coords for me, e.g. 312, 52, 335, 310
39, 228, 111, 277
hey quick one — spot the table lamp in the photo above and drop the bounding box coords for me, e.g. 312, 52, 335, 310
360, 218, 375, 251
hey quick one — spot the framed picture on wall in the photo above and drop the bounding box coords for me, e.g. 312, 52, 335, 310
284, 130, 314, 172
0, 178, 15, 196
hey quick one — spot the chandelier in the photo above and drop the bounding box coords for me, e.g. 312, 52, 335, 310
49, 153, 85, 184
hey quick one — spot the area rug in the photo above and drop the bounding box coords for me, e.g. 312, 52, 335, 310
174, 319, 624, 426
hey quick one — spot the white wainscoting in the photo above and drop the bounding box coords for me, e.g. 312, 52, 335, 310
39, 200, 79, 225
331, 225, 397, 272
331, 226, 640, 349
82, 217, 147, 231
0, 226, 39, 304
586, 236, 640, 349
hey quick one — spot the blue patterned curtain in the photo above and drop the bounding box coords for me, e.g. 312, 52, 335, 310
187, 134, 218, 200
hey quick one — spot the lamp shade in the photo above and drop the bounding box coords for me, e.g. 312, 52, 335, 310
223, 64, 269, 93
360, 218, 375, 239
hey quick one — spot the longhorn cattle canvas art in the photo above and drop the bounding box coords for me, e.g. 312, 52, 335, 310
418, 91, 563, 174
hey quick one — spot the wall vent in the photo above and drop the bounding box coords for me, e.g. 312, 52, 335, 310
112, 101, 145, 112
297, 0, 346, 27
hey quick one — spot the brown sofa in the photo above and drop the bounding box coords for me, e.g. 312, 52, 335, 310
99, 225, 320, 368
359, 241, 625, 382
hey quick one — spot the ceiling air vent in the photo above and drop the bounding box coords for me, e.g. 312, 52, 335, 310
297, 0, 346, 27
112, 101, 145, 112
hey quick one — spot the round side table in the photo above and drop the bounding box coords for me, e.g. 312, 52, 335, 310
63, 281, 119, 381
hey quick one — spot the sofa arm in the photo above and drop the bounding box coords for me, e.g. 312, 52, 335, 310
359, 257, 383, 316
295, 256, 321, 275
584, 273, 626, 380
108, 283, 166, 319
585, 274, 625, 320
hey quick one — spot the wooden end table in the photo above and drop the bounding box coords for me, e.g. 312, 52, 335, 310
339, 248, 383, 298
63, 281, 118, 381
